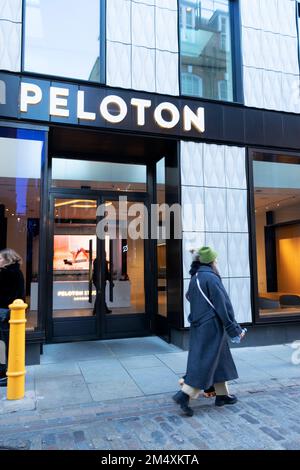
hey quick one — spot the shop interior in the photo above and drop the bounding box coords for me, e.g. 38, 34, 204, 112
253, 151, 300, 319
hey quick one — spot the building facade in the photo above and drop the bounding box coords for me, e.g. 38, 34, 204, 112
1, 0, 300, 363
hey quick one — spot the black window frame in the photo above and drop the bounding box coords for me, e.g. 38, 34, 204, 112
21, 0, 106, 85
178, 0, 244, 104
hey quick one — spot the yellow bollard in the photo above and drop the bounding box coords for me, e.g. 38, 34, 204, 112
6, 299, 28, 400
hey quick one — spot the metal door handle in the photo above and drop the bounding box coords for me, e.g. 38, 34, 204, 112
109, 239, 113, 302
88, 239, 93, 303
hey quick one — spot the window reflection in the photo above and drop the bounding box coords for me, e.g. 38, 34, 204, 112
24, 0, 101, 82
179, 0, 233, 101
156, 158, 167, 317
0, 130, 44, 331
52, 158, 147, 192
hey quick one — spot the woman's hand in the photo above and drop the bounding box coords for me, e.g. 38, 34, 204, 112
239, 330, 246, 340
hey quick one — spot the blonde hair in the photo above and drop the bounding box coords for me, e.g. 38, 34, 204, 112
0, 248, 22, 268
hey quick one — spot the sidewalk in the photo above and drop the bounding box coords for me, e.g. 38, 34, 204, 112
1, 337, 300, 450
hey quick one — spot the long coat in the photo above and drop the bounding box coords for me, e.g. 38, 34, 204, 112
0, 262, 25, 309
184, 266, 242, 390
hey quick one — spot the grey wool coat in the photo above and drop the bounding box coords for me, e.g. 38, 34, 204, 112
184, 266, 242, 390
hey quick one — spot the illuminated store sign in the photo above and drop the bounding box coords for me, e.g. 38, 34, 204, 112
20, 83, 205, 133
0, 72, 206, 137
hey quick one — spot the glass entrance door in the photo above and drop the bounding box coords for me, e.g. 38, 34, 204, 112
48, 193, 151, 341
50, 195, 99, 340
98, 196, 150, 338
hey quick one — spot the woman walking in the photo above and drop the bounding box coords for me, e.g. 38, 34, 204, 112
173, 247, 245, 416
0, 249, 25, 387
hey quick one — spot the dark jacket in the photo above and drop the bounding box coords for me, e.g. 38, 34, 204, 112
92, 258, 110, 288
184, 265, 242, 390
0, 262, 25, 309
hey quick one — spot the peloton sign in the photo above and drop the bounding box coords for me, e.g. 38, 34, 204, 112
20, 83, 205, 134
0, 73, 205, 137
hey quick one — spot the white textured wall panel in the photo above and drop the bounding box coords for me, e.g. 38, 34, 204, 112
203, 144, 226, 188
0, 0, 22, 72
229, 278, 252, 324
243, 67, 263, 108
228, 233, 250, 278
106, 0, 131, 44
106, 42, 132, 89
242, 28, 263, 68
133, 0, 155, 5
204, 188, 227, 233
132, 2, 155, 49
262, 70, 283, 111
282, 74, 300, 113
225, 146, 247, 189
155, 7, 178, 52
226, 190, 248, 233
239, 0, 262, 29
132, 46, 156, 92
181, 142, 252, 326
106, 0, 179, 94
155, 50, 179, 95
181, 186, 204, 232
241, 0, 299, 112
205, 232, 229, 278
157, 0, 177, 10
278, 0, 298, 37
180, 142, 204, 187
0, 0, 22, 22
0, 21, 21, 71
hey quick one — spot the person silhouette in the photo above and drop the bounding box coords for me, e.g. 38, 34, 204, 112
92, 257, 112, 314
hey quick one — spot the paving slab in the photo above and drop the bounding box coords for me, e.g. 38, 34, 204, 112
0, 390, 36, 415
87, 377, 144, 401
35, 375, 93, 411
155, 352, 188, 374
78, 359, 130, 384
41, 341, 113, 364
31, 362, 81, 379
120, 355, 164, 370
128, 366, 180, 395
104, 337, 181, 357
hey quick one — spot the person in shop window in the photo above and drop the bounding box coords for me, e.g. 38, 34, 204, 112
0, 249, 25, 387
92, 257, 112, 314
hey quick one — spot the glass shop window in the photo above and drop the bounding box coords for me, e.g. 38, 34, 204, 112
253, 151, 300, 319
0, 128, 45, 331
23, 0, 102, 82
179, 0, 234, 101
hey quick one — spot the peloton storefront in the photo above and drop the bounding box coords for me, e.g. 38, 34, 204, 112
2, 72, 300, 364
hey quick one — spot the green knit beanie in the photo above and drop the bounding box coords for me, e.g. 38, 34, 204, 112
197, 246, 217, 264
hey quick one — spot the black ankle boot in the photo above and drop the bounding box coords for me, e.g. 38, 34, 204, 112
172, 391, 194, 417
215, 394, 238, 407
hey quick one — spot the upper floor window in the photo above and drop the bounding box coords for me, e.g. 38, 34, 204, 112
182, 72, 203, 96
23, 0, 103, 82
179, 0, 234, 102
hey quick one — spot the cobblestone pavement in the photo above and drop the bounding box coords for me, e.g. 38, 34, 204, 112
1, 377, 300, 450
